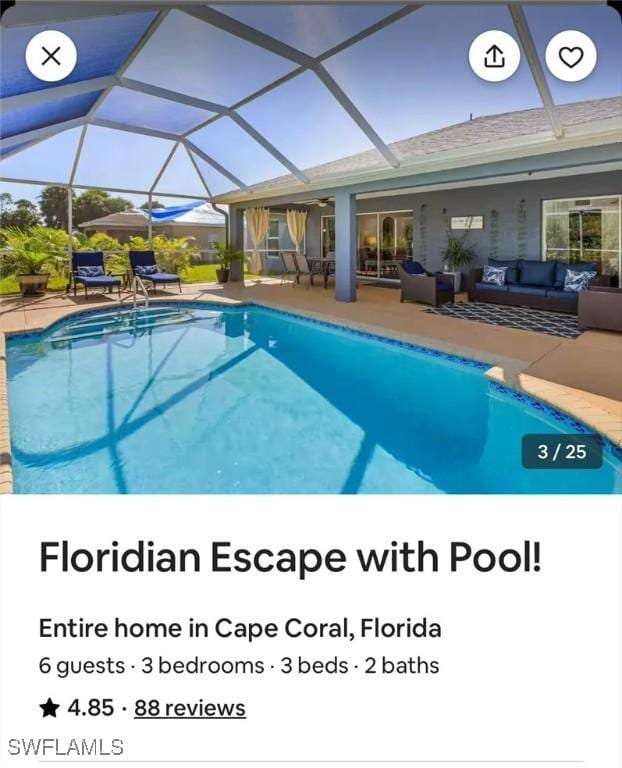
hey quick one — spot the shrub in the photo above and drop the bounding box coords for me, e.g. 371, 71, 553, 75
0, 226, 68, 277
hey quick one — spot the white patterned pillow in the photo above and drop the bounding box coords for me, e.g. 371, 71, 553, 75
135, 264, 158, 275
77, 266, 104, 277
563, 269, 596, 292
482, 265, 507, 286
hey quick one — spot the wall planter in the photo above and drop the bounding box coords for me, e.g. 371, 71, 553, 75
18, 273, 50, 296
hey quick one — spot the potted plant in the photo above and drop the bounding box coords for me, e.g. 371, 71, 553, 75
441, 225, 477, 293
214, 242, 245, 283
1, 227, 63, 296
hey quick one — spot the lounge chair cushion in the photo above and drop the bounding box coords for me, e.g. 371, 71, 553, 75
141, 271, 179, 282
75, 275, 120, 286
401, 260, 425, 275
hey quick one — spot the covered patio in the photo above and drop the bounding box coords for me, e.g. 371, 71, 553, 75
2, 3, 621, 298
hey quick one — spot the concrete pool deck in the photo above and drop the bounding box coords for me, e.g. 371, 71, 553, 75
1, 278, 621, 492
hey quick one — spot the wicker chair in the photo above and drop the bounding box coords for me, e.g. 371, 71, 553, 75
397, 261, 455, 307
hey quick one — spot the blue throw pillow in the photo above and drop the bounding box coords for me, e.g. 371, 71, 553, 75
482, 265, 507, 286
489, 258, 519, 284
519, 260, 555, 287
401, 260, 425, 275
77, 266, 104, 277
135, 264, 158, 275
563, 269, 596, 293
554, 261, 597, 288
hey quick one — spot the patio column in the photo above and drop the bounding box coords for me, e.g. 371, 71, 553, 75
334, 189, 357, 302
67, 186, 73, 277
147, 193, 153, 248
229, 206, 245, 253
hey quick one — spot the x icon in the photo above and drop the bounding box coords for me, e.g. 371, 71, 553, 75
41, 46, 61, 66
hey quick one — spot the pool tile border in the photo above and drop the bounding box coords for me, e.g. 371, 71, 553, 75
3, 298, 621, 495
0, 334, 13, 494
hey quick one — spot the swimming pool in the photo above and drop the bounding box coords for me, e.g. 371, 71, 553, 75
6, 302, 621, 494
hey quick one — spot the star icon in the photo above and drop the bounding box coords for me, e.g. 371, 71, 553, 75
40, 698, 60, 718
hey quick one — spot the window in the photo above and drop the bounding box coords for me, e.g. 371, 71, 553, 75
244, 210, 304, 273
542, 195, 621, 276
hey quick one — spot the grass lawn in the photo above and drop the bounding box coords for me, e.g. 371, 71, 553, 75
0, 264, 258, 296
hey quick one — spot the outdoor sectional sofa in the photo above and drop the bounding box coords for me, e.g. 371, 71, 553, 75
468, 258, 611, 314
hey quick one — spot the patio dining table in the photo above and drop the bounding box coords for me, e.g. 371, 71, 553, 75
307, 257, 336, 289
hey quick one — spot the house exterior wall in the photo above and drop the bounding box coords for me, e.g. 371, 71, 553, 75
304, 170, 620, 275
159, 224, 225, 258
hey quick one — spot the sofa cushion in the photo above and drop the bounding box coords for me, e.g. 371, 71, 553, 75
482, 265, 507, 286
519, 260, 556, 287
489, 258, 520, 284
545, 289, 579, 303
475, 281, 508, 293
507, 284, 547, 296
401, 260, 425, 275
563, 268, 597, 293
554, 261, 596, 288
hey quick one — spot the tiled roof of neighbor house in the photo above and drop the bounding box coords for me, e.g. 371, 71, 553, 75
224, 96, 622, 199
79, 203, 226, 229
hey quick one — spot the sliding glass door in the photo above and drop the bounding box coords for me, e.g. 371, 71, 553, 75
322, 210, 413, 279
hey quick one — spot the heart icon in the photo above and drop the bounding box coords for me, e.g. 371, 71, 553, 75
559, 46, 584, 68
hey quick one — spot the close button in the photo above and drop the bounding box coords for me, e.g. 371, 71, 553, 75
25, 30, 77, 82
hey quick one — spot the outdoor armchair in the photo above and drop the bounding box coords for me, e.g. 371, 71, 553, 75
397, 261, 455, 307
71, 251, 121, 301
129, 250, 182, 294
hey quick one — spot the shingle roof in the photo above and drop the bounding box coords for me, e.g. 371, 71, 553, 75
220, 96, 622, 199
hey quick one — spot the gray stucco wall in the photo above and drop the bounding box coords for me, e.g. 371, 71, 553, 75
231, 170, 621, 277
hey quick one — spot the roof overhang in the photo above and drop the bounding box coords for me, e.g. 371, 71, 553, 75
213, 117, 622, 206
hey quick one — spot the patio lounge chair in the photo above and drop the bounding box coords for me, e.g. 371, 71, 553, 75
129, 250, 182, 294
71, 251, 121, 301
292, 252, 319, 288
397, 260, 455, 307
281, 251, 298, 285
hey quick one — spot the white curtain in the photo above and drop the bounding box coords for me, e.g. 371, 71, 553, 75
246, 207, 270, 275
286, 209, 307, 255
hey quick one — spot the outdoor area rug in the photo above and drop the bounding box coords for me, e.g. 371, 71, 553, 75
424, 301, 582, 339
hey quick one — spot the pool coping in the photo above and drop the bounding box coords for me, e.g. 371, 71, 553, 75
1, 297, 621, 495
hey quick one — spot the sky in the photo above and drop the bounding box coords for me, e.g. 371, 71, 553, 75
1, 3, 621, 206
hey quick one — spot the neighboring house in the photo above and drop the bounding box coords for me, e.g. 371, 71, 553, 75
79, 202, 226, 260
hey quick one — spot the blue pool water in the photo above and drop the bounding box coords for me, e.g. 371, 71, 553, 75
6, 302, 621, 494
